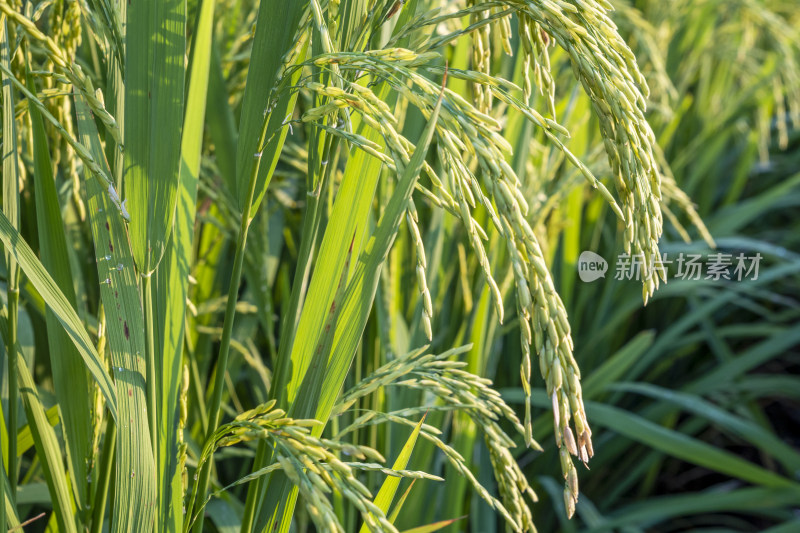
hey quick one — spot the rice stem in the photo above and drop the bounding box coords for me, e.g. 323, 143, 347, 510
190, 83, 280, 532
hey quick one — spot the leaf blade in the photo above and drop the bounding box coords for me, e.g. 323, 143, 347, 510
0, 211, 118, 421
76, 95, 157, 533
16, 356, 78, 533
360, 415, 427, 533
234, 0, 305, 216
124, 0, 186, 274
26, 65, 92, 514
154, 0, 217, 529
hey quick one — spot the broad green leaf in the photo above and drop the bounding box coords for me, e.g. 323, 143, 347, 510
16, 355, 78, 532
124, 0, 186, 274
291, 235, 354, 420
0, 211, 118, 421
270, 83, 389, 415
76, 95, 157, 533
612, 382, 800, 474
586, 401, 797, 490
584, 486, 800, 532
360, 415, 427, 533
317, 87, 445, 426
26, 66, 92, 513
234, 0, 305, 216
154, 1, 216, 530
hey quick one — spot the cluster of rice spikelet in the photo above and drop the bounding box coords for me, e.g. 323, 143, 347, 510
44, 0, 85, 218
336, 345, 540, 532
0, 3, 119, 143
299, 0, 666, 517
4, 0, 668, 527
508, 0, 665, 298
184, 399, 432, 533
301, 47, 598, 516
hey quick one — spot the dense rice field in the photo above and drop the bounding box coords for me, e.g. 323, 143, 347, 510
1, 1, 798, 532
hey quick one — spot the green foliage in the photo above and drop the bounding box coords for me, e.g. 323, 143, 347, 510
0, 0, 797, 532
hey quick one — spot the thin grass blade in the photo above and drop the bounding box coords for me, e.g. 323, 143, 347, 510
388, 479, 416, 524
13, 405, 59, 459
398, 516, 468, 533
16, 355, 78, 532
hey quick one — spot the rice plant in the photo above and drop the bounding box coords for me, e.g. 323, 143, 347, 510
0, 0, 795, 532
494, 1, 800, 531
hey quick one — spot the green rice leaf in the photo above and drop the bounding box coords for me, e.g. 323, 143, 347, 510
398, 516, 468, 533
611, 382, 800, 474
0, 211, 118, 421
26, 66, 92, 514
14, 405, 59, 457
1, 16, 19, 308
154, 0, 216, 529
16, 355, 78, 532
360, 415, 427, 532
123, 0, 186, 275
1, 15, 20, 505
586, 401, 798, 490
317, 85, 445, 425
234, 0, 305, 216
2, 465, 20, 530
388, 480, 416, 524
583, 331, 655, 399
585, 486, 800, 532
76, 95, 157, 533
270, 82, 388, 416
257, 80, 442, 533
